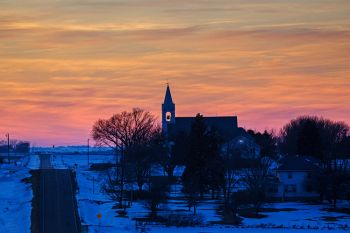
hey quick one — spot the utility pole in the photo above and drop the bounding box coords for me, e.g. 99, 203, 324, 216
87, 138, 90, 166
92, 176, 95, 194
6, 133, 10, 163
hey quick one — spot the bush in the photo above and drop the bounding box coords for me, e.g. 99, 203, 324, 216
230, 190, 252, 213
89, 163, 114, 171
144, 178, 169, 215
162, 212, 204, 226
220, 208, 243, 225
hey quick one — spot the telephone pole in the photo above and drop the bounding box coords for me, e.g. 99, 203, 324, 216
6, 133, 10, 163
87, 138, 90, 166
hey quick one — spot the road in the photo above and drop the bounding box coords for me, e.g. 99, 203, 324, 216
39, 154, 81, 233
39, 154, 52, 169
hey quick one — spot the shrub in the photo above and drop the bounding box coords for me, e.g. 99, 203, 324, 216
162, 212, 205, 226
89, 163, 114, 171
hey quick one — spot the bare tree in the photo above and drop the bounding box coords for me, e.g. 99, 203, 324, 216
156, 132, 188, 180
241, 157, 273, 217
222, 142, 240, 207
183, 174, 200, 215
126, 134, 160, 192
92, 108, 159, 208
144, 177, 169, 217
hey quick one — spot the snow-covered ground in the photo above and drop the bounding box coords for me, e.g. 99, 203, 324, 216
0, 154, 38, 233
51, 154, 350, 233
1, 153, 348, 233
27, 153, 40, 169
244, 202, 350, 229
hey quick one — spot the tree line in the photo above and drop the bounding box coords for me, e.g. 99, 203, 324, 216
92, 109, 350, 220
0, 140, 30, 154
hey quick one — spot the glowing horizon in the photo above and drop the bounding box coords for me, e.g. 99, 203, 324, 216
1, 0, 350, 146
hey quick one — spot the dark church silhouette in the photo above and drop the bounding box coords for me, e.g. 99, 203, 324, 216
162, 84, 245, 141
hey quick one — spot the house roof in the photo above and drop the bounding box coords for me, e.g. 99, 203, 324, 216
168, 116, 239, 140
277, 155, 319, 171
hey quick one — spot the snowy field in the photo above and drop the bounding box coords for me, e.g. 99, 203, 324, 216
1, 153, 349, 233
51, 153, 350, 233
0, 154, 38, 233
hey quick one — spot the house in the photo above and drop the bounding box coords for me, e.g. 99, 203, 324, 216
222, 135, 261, 159
272, 155, 320, 200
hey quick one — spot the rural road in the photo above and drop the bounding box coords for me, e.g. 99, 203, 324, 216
39, 154, 81, 233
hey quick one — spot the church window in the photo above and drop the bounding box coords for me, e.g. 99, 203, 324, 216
166, 112, 172, 121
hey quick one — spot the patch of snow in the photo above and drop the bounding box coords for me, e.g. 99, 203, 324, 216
243, 202, 350, 229
0, 160, 32, 233
27, 154, 40, 169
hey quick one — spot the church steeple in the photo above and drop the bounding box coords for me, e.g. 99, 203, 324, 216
162, 84, 175, 134
164, 84, 173, 104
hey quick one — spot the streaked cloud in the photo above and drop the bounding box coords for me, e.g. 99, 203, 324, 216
0, 0, 349, 145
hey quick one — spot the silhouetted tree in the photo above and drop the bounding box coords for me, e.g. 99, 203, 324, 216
247, 130, 277, 158
0, 140, 30, 154
153, 131, 186, 180
15, 141, 30, 153
296, 120, 322, 157
182, 114, 224, 199
241, 157, 273, 217
279, 116, 350, 207
206, 129, 225, 198
144, 177, 169, 217
182, 114, 209, 199
92, 108, 158, 208
127, 142, 153, 192
183, 173, 200, 215
126, 128, 163, 191
103, 165, 133, 208
222, 142, 241, 207
280, 116, 349, 158
338, 135, 350, 156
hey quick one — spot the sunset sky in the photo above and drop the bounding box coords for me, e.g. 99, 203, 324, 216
1, 0, 350, 146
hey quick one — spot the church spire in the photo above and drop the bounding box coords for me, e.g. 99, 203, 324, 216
164, 83, 173, 104
162, 83, 175, 134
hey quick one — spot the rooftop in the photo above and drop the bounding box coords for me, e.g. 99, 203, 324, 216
277, 155, 319, 171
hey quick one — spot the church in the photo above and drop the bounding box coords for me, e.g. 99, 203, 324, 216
162, 84, 244, 141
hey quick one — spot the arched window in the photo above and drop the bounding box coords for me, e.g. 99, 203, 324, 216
166, 112, 172, 122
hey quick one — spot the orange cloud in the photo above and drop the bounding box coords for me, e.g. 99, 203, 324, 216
0, 1, 350, 145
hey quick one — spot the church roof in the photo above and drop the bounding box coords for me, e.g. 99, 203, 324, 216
168, 116, 239, 140
277, 155, 319, 171
164, 84, 173, 104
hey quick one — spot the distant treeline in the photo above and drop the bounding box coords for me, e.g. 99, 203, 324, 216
0, 140, 30, 153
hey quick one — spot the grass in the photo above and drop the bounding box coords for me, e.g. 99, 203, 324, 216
322, 216, 339, 222
323, 207, 350, 215
239, 210, 267, 219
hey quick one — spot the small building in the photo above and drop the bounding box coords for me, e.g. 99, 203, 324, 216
272, 155, 319, 200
